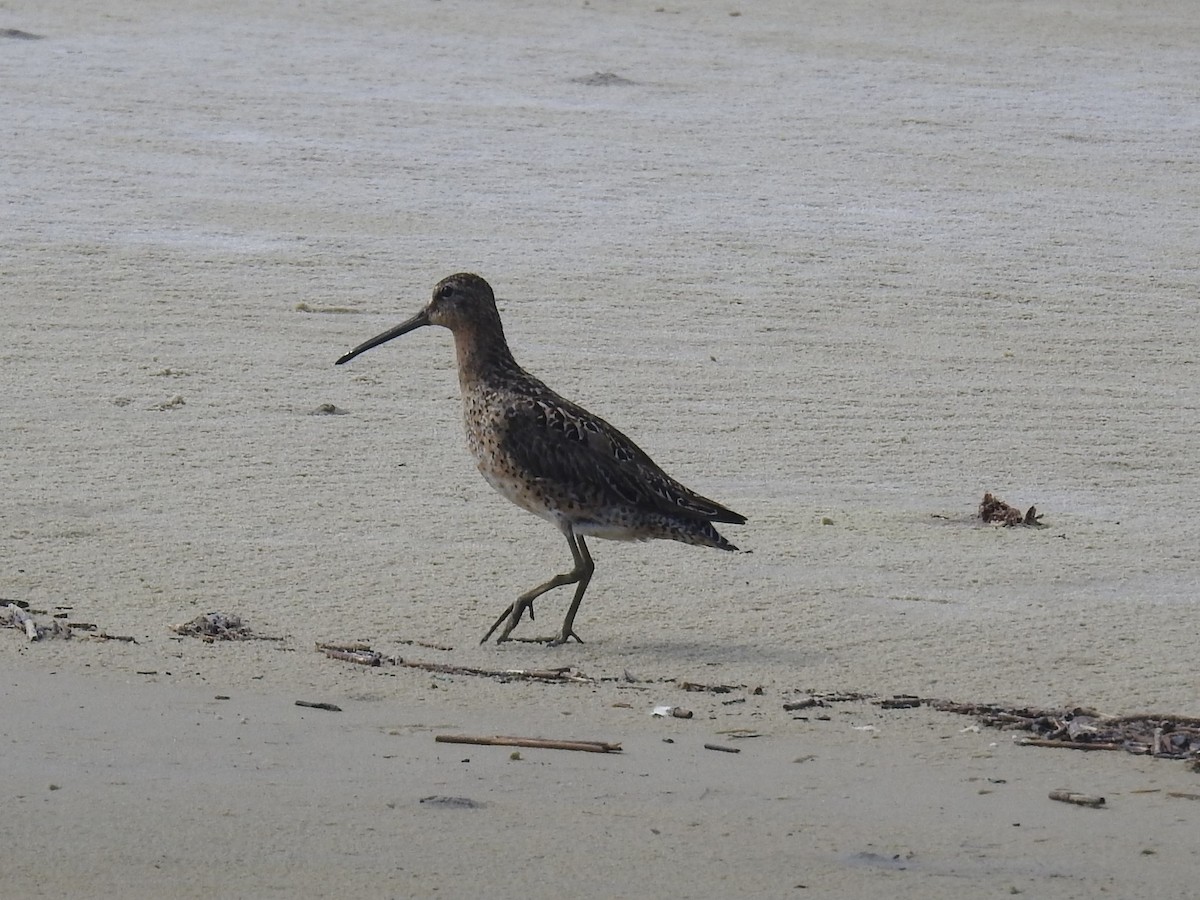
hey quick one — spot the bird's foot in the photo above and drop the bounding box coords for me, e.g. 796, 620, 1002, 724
480, 598, 536, 644
548, 626, 584, 646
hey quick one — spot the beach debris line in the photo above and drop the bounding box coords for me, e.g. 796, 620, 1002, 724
316, 644, 769, 694
979, 491, 1043, 526
1049, 790, 1105, 808
922, 699, 1200, 761
170, 612, 283, 642
781, 693, 1200, 764
315, 642, 1200, 766
435, 734, 622, 754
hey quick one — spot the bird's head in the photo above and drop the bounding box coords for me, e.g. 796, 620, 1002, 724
424, 273, 498, 330
335, 273, 499, 366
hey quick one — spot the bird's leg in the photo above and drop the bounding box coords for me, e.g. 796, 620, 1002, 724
481, 527, 593, 644
550, 535, 593, 646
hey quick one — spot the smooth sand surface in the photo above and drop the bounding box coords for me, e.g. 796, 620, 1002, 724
4, 1, 1199, 897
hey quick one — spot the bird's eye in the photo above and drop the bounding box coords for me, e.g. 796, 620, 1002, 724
436, 285, 455, 301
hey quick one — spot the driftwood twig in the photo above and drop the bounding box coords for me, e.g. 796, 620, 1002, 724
295, 700, 342, 712
316, 643, 595, 684
435, 734, 621, 753
1019, 738, 1123, 752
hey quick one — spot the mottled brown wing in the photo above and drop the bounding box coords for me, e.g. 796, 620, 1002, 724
500, 390, 746, 525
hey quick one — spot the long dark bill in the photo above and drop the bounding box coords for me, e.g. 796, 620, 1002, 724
335, 309, 430, 365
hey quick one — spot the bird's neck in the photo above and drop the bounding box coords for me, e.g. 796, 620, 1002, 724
452, 321, 521, 390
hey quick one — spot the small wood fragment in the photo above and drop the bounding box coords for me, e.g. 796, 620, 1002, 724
1049, 790, 1105, 808
784, 697, 821, 711
323, 647, 383, 666
316, 640, 373, 652
295, 700, 342, 712
435, 734, 621, 753
703, 742, 741, 753
95, 632, 138, 643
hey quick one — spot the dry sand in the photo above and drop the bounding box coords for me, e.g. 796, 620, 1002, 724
4, 1, 1199, 897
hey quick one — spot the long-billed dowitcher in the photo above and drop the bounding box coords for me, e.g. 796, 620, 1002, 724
336, 273, 745, 645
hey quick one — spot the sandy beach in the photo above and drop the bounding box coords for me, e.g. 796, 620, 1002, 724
4, 1, 1199, 896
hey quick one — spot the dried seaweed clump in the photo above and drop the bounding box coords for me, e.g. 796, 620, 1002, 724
930, 700, 1200, 761
980, 492, 1042, 526
170, 612, 281, 642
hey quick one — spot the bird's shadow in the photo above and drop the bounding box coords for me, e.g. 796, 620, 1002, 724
589, 635, 831, 675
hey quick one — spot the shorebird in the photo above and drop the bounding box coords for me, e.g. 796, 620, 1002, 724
335, 273, 745, 645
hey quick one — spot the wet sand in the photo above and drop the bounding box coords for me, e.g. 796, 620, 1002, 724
4, 1, 1199, 896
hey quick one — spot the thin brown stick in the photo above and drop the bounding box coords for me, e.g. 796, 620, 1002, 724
1018, 738, 1124, 752
435, 734, 621, 753
402, 660, 591, 683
